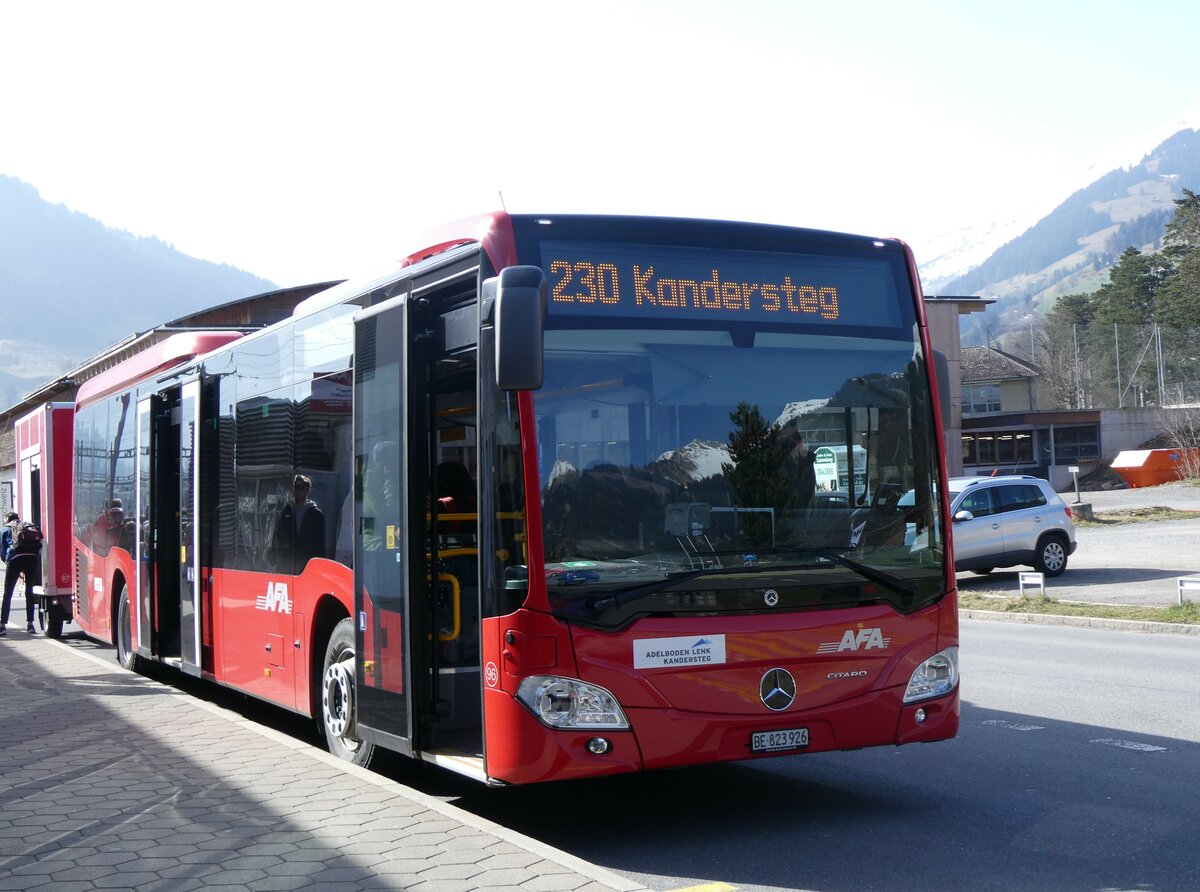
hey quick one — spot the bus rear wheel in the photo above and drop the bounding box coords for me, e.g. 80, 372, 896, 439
321, 618, 377, 768
43, 604, 65, 640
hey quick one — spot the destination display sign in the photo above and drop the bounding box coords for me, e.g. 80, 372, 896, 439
539, 240, 905, 329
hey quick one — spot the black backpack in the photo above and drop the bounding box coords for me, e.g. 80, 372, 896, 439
14, 522, 43, 550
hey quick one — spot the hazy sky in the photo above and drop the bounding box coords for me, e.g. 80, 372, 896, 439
4, 0, 1200, 288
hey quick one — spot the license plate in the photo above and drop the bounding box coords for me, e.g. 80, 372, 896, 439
751, 727, 810, 753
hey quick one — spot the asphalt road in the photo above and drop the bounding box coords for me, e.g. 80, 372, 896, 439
445, 619, 1200, 892
958, 481, 1200, 607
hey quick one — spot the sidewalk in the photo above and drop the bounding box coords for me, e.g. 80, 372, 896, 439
0, 632, 645, 892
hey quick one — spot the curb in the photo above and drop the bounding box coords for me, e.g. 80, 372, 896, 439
960, 608, 1200, 636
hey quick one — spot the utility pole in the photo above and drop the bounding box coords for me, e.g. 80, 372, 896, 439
1115, 323, 1122, 409
1156, 323, 1165, 406
1073, 323, 1083, 408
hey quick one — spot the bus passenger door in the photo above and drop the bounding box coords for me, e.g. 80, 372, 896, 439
353, 259, 484, 772
141, 389, 182, 665
134, 397, 157, 658
178, 379, 203, 677
354, 294, 416, 756
142, 384, 198, 674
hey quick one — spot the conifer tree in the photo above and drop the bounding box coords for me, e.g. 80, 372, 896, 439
1090, 246, 1162, 324
1043, 188, 1200, 406
722, 402, 790, 545
1080, 247, 1164, 405
1158, 188, 1200, 328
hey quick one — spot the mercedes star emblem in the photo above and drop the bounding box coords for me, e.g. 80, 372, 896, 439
760, 668, 797, 711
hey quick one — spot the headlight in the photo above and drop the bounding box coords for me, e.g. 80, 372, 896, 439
515, 676, 629, 730
903, 647, 959, 704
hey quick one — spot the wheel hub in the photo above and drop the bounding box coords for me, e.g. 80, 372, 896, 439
322, 653, 357, 740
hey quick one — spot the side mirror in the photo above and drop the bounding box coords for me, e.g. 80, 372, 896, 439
485, 266, 547, 391
953, 510, 974, 523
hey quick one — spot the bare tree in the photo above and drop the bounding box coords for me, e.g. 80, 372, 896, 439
1038, 316, 1081, 408
1156, 406, 1200, 480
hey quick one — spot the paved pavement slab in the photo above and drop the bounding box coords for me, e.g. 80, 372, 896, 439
0, 632, 645, 892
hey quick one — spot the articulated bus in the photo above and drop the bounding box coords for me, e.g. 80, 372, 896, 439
63, 214, 958, 785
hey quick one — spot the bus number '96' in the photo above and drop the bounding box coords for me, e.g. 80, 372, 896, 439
550, 260, 621, 304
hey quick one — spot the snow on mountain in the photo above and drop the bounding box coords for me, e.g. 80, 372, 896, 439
548, 459, 577, 486
1073, 99, 1200, 187
774, 399, 830, 429
656, 439, 730, 481
916, 216, 1036, 292
651, 403, 832, 484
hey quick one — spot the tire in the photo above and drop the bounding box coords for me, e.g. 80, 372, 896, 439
970, 567, 994, 576
1034, 536, 1069, 577
320, 618, 377, 768
115, 585, 143, 671
45, 604, 65, 640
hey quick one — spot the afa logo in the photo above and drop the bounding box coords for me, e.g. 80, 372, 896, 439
255, 581, 293, 614
817, 627, 891, 654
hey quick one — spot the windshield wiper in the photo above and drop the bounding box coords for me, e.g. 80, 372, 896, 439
793, 548, 918, 598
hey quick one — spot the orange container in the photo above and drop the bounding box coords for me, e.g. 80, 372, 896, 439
1110, 448, 1200, 487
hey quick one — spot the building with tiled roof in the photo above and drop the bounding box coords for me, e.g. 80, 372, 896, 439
960, 345, 1044, 416
0, 281, 341, 499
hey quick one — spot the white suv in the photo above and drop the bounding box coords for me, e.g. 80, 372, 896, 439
948, 475, 1077, 576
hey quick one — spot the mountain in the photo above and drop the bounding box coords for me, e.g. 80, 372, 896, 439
918, 217, 1036, 290
8, 113, 1200, 406
922, 120, 1200, 346
0, 175, 276, 408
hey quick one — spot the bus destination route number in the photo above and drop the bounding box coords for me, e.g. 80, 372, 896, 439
751, 727, 810, 753
549, 259, 840, 321
538, 239, 905, 330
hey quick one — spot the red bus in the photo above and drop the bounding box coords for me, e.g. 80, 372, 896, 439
13, 402, 74, 636
63, 214, 958, 784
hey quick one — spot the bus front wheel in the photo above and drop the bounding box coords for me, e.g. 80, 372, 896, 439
115, 586, 143, 672
321, 618, 377, 768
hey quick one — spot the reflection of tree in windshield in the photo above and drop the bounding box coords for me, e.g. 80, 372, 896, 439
722, 402, 789, 547
542, 401, 822, 560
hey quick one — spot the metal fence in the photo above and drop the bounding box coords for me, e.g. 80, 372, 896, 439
1037, 322, 1200, 410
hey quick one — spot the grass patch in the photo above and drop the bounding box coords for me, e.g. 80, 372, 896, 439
1075, 506, 1200, 526
958, 591, 1200, 625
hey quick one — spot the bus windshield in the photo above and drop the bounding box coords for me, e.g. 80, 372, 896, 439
537, 326, 945, 614
534, 320, 945, 620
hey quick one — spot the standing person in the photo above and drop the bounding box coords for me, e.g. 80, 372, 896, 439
785, 429, 817, 511
1, 517, 43, 636
271, 474, 327, 573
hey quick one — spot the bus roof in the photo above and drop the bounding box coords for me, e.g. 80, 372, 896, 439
288, 212, 910, 321
75, 331, 246, 408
